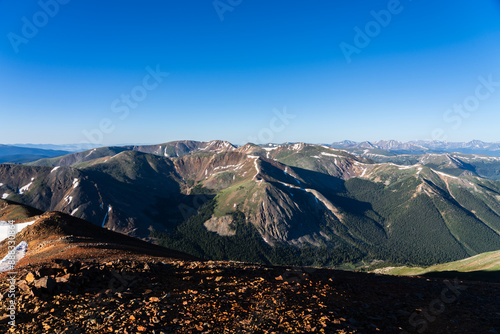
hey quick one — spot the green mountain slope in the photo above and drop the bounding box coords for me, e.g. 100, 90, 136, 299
374, 250, 500, 282
2, 141, 500, 267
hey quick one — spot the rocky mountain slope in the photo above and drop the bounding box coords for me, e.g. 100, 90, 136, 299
1, 140, 500, 267
340, 150, 500, 181
1, 202, 499, 333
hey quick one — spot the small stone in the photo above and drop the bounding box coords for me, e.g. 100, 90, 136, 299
34, 276, 56, 292
25, 272, 36, 283
18, 281, 30, 292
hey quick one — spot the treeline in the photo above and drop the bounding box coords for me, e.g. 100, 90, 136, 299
152, 176, 500, 268
151, 199, 364, 267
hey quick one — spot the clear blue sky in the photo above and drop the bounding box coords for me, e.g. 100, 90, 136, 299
1, 0, 499, 146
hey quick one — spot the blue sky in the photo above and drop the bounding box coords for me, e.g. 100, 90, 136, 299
1, 0, 499, 146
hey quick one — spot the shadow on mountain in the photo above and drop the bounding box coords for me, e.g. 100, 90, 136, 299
0, 199, 44, 221
282, 164, 346, 192
282, 165, 379, 218
261, 164, 383, 231
422, 270, 500, 283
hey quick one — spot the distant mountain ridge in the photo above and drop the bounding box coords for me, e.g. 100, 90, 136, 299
10, 143, 102, 152
0, 145, 70, 164
331, 139, 500, 156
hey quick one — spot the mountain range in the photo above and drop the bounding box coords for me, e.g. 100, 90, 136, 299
0, 145, 70, 164
1, 140, 500, 268
331, 139, 500, 156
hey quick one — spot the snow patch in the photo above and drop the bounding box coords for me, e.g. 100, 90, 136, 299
2, 193, 8, 199
101, 205, 112, 228
284, 167, 301, 184
50, 166, 60, 173
72, 178, 79, 189
71, 208, 79, 216
19, 182, 33, 194
0, 220, 36, 243
321, 152, 342, 158
213, 164, 242, 171
85, 148, 97, 158
432, 170, 459, 180
0, 241, 28, 274
64, 196, 73, 205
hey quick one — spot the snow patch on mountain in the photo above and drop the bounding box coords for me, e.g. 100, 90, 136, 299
0, 241, 28, 274
101, 205, 112, 228
19, 182, 33, 194
0, 220, 36, 243
85, 148, 97, 158
432, 170, 459, 180
320, 152, 342, 158
64, 196, 73, 205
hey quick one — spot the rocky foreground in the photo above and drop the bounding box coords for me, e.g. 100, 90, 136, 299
1, 256, 499, 334
0, 205, 499, 333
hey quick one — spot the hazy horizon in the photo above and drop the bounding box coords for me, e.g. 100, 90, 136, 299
5, 138, 500, 151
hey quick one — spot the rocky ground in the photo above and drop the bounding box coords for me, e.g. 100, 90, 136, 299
1, 257, 499, 333
1, 207, 499, 333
